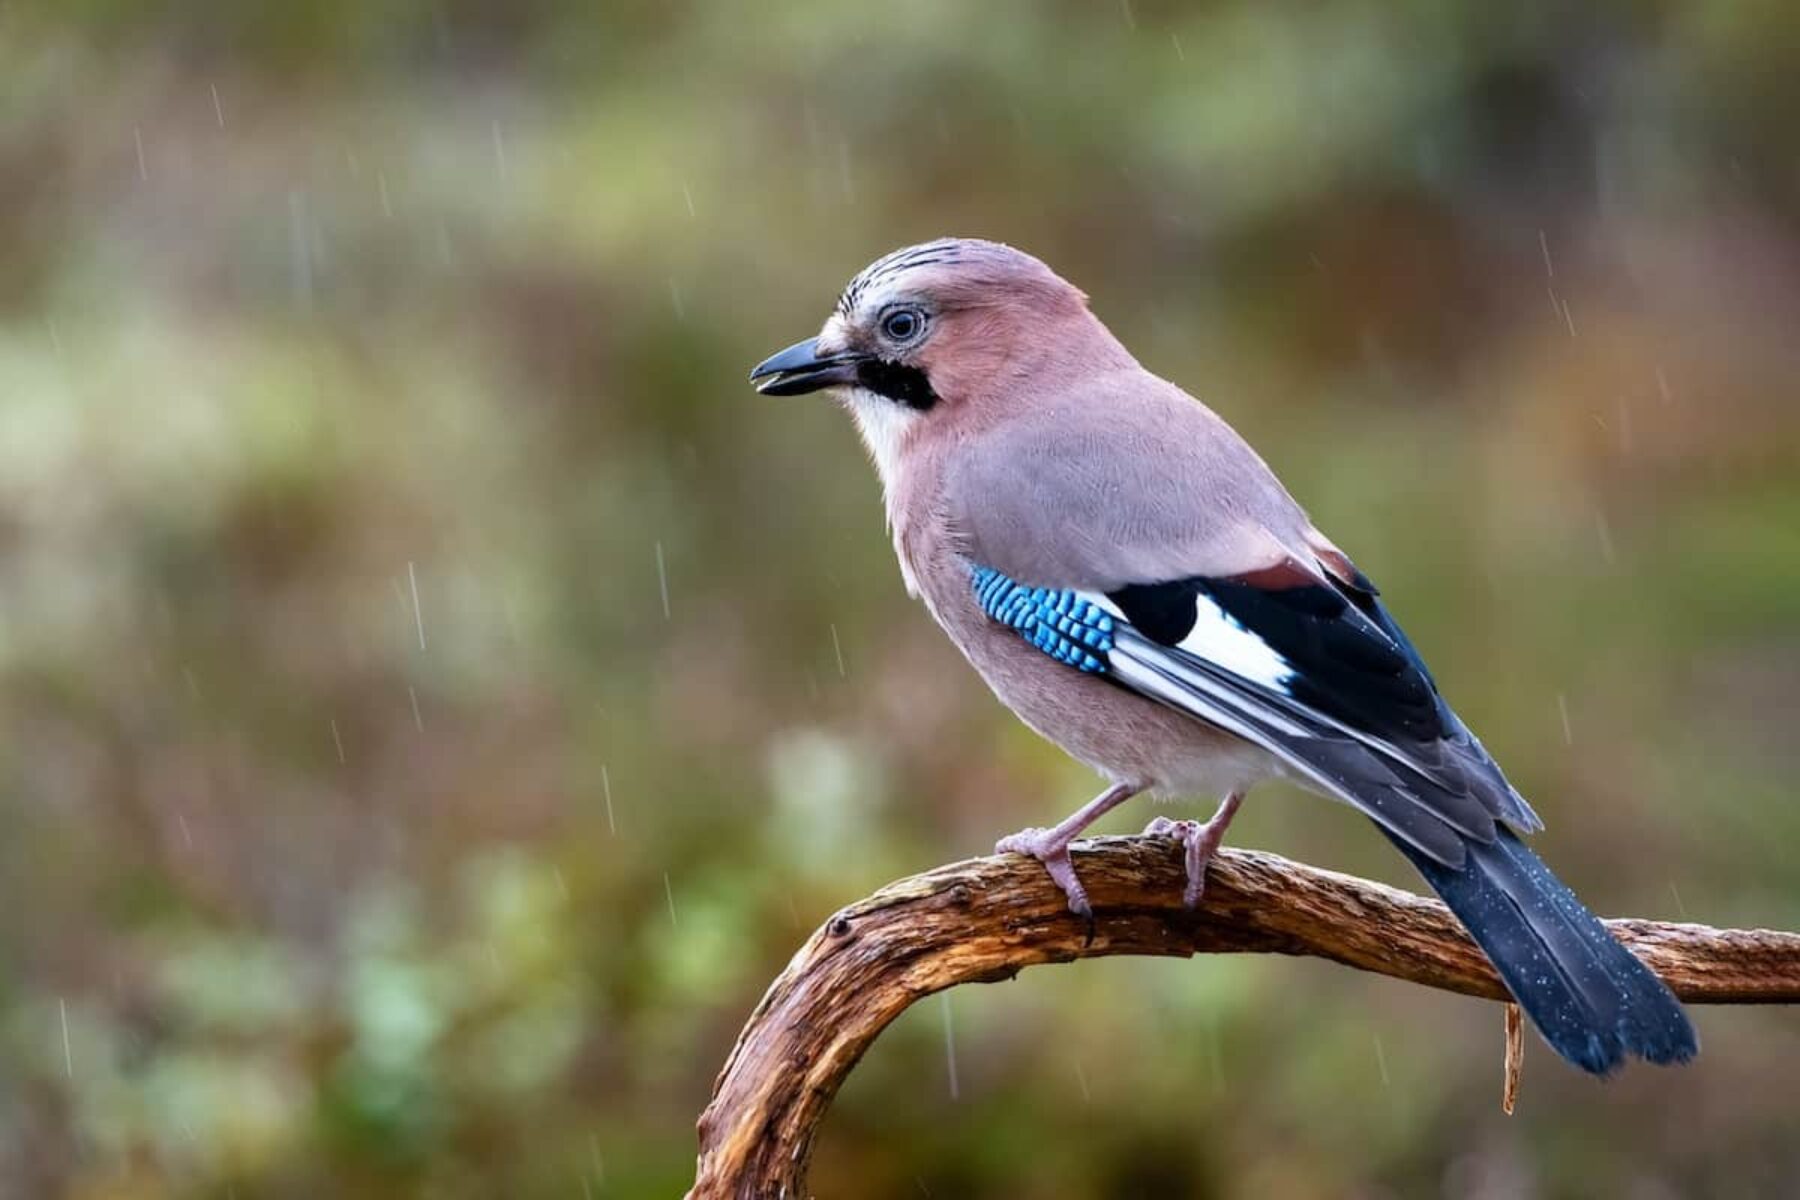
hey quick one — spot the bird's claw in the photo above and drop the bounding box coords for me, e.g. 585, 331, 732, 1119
1142, 815, 1226, 908
996, 826, 1093, 919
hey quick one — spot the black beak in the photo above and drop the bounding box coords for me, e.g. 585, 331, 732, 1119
749, 338, 864, 396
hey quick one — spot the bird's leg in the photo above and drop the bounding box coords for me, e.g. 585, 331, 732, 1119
995, 782, 1142, 918
1143, 791, 1244, 908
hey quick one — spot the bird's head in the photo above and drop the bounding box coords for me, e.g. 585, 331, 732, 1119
750, 238, 1118, 478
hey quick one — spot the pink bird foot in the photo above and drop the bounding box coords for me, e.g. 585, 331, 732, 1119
1143, 791, 1244, 908
994, 781, 1142, 919
995, 825, 1092, 918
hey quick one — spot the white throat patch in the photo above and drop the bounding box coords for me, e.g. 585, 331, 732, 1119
843, 387, 920, 493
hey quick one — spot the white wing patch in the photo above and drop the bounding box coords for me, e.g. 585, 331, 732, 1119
1089, 590, 1292, 691
1182, 592, 1293, 689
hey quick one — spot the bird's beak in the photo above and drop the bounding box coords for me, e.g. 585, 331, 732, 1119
748, 338, 864, 396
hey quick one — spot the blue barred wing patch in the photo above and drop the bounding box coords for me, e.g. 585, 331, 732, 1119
971, 565, 1114, 673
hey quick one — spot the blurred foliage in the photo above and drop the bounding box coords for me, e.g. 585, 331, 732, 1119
2, 2, 1799, 1196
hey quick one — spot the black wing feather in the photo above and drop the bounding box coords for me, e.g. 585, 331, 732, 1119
1097, 563, 1692, 1074
1189, 576, 1441, 744
1108, 568, 1539, 837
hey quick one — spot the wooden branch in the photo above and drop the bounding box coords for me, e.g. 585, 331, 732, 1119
688, 837, 1800, 1199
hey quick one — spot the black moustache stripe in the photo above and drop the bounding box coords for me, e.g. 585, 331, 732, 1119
856, 359, 939, 411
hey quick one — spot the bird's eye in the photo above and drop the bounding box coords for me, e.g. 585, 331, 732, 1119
880, 308, 924, 343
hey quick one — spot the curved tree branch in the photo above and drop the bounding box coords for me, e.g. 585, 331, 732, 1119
687, 838, 1800, 1199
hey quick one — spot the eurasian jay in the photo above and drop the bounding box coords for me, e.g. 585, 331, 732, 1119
750, 237, 1695, 1075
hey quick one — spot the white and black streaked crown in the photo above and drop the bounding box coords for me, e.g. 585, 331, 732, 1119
834, 239, 968, 318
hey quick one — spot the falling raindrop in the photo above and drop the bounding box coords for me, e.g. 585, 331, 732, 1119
210, 82, 225, 128
681, 182, 696, 218
1592, 508, 1616, 564
601, 765, 617, 835
408, 561, 427, 651
940, 993, 959, 1100
1205, 1011, 1223, 1092
491, 119, 510, 183
655, 541, 671, 619
1373, 1034, 1390, 1085
330, 719, 346, 764
1556, 693, 1572, 745
663, 872, 679, 926
829, 623, 846, 677
1538, 229, 1554, 279
288, 192, 314, 312
836, 139, 855, 204
408, 685, 424, 732
134, 126, 148, 181
59, 998, 72, 1077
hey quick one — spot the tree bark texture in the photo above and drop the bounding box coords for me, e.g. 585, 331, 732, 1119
688, 837, 1800, 1198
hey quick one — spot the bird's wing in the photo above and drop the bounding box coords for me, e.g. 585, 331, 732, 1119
948, 396, 1540, 864
946, 378, 1315, 590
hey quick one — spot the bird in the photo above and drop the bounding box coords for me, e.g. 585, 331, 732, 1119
749, 237, 1696, 1076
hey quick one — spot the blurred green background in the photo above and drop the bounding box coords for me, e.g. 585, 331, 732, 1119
4, 2, 1799, 1196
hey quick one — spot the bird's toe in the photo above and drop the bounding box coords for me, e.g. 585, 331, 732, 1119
996, 826, 1093, 917
994, 826, 1051, 856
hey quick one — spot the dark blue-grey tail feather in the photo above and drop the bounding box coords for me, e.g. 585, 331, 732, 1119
1382, 826, 1698, 1075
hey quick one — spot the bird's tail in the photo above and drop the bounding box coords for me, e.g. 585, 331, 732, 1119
1381, 825, 1697, 1075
